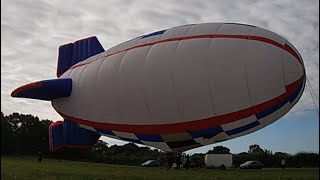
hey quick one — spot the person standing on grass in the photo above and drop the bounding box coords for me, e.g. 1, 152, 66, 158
175, 153, 181, 169
167, 153, 175, 169
185, 155, 190, 170
38, 152, 43, 164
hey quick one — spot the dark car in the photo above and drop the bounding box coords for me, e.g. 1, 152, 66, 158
240, 161, 264, 169
141, 160, 160, 167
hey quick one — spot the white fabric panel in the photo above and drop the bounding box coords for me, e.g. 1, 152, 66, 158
250, 27, 291, 88
102, 134, 122, 141
160, 25, 193, 39
194, 132, 229, 145
141, 141, 172, 152
185, 23, 223, 36
247, 29, 286, 106
77, 60, 107, 120
60, 68, 73, 78
221, 115, 257, 131
208, 39, 252, 115
250, 28, 286, 45
289, 79, 305, 107
112, 131, 139, 140
283, 51, 304, 85
78, 124, 98, 132
285, 40, 303, 62
74, 53, 102, 67
136, 34, 163, 45
68, 65, 85, 81
94, 52, 106, 60
119, 47, 151, 124
258, 102, 291, 127
107, 46, 119, 54
101, 48, 111, 57
54, 53, 127, 123
101, 49, 112, 57
116, 37, 140, 52
90, 53, 126, 123
53, 65, 86, 117
174, 39, 215, 121
216, 23, 254, 35
226, 123, 263, 140
144, 42, 181, 124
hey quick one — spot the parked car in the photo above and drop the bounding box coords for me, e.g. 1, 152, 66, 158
141, 160, 160, 167
240, 161, 264, 169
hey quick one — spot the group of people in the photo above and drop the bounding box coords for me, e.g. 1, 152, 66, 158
158, 152, 191, 170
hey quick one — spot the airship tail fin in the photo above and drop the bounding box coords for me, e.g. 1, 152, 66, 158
57, 36, 104, 77
49, 119, 101, 152
11, 78, 72, 101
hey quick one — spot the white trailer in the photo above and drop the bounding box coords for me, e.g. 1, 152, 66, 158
205, 154, 233, 168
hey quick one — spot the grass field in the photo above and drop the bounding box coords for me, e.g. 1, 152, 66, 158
1, 156, 319, 180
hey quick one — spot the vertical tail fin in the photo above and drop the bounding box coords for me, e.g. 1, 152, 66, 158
57, 36, 105, 77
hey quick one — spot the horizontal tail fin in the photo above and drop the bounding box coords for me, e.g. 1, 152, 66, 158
57, 36, 104, 77
49, 119, 101, 152
11, 78, 72, 101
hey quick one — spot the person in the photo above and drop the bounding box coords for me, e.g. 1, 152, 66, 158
158, 155, 164, 169
38, 152, 43, 164
281, 159, 286, 169
166, 153, 174, 169
176, 153, 181, 169
157, 156, 161, 168
185, 155, 190, 170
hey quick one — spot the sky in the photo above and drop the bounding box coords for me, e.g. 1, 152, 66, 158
1, 0, 319, 155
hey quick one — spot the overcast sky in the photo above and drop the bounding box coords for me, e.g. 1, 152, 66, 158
1, 0, 319, 154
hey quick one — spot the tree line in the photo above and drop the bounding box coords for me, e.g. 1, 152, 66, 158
1, 112, 318, 167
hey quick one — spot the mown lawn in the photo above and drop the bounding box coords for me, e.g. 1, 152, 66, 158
1, 156, 319, 180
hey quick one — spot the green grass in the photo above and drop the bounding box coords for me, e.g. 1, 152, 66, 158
1, 156, 319, 180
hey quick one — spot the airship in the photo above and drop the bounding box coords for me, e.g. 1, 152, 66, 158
11, 22, 305, 152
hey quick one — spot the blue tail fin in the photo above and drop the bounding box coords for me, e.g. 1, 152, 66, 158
49, 119, 101, 152
57, 36, 105, 77
11, 78, 72, 101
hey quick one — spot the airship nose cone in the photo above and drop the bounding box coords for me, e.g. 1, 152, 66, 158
283, 43, 305, 86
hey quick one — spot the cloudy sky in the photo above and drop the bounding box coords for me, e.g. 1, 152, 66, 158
2, 0, 319, 154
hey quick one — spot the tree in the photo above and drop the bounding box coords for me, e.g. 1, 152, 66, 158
207, 146, 230, 154
233, 152, 250, 167
248, 144, 264, 154
92, 140, 108, 152
1, 112, 53, 155
90, 140, 109, 162
1, 112, 15, 153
